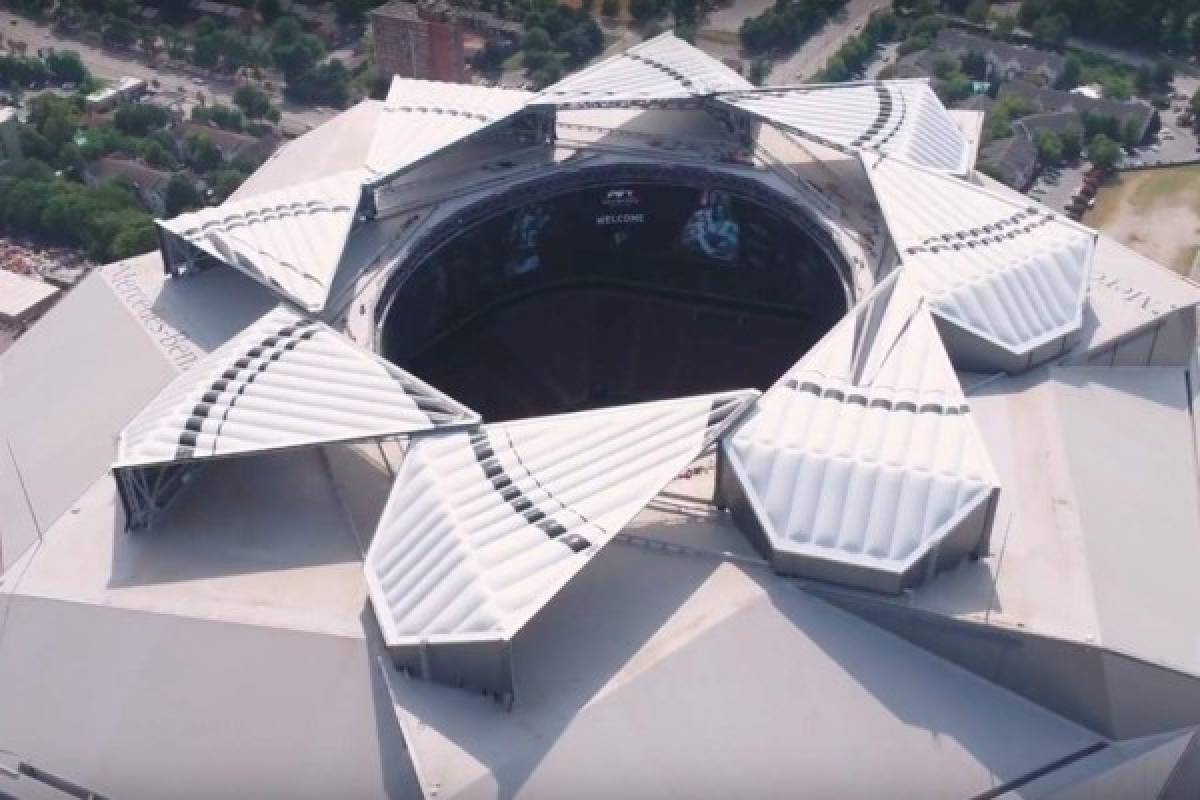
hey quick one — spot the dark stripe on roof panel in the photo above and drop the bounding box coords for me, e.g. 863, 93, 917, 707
468, 428, 595, 553
852, 84, 894, 147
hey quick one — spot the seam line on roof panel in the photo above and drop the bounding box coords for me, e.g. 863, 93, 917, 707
968, 741, 1108, 800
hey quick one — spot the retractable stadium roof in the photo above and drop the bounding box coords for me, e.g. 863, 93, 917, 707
719, 274, 1000, 594
712, 80, 972, 174
862, 151, 1095, 372
364, 391, 756, 697
534, 31, 752, 108
157, 169, 366, 313
113, 304, 478, 529
364, 78, 537, 184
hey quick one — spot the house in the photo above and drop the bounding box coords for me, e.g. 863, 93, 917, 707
179, 122, 280, 164
936, 28, 1065, 85
1000, 81, 1157, 143
88, 156, 173, 214
978, 126, 1038, 189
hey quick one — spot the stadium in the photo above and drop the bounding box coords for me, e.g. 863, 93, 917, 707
3, 33, 1200, 799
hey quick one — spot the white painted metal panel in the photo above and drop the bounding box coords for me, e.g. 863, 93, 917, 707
864, 153, 1094, 359
115, 305, 477, 468
715, 80, 970, 173
537, 32, 750, 107
727, 275, 998, 585
366, 78, 533, 178
365, 391, 755, 648
158, 169, 364, 312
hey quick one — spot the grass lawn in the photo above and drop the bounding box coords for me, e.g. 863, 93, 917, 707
1085, 165, 1200, 274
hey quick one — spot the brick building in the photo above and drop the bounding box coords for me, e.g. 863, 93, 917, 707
370, 1, 467, 83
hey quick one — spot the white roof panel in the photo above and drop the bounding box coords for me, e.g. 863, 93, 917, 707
0, 270, 58, 319
864, 153, 1094, 357
115, 305, 478, 469
536, 32, 751, 107
727, 276, 999, 585
715, 80, 970, 173
365, 78, 533, 179
158, 169, 364, 312
365, 391, 755, 648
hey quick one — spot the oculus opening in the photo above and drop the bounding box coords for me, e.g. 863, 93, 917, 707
378, 178, 849, 421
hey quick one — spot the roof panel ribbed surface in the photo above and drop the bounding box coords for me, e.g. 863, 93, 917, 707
366, 78, 533, 178
364, 391, 756, 645
727, 276, 998, 581
115, 305, 478, 468
157, 169, 364, 312
536, 32, 751, 107
863, 153, 1094, 355
714, 81, 970, 172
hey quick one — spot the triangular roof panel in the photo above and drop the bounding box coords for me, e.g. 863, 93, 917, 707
157, 169, 364, 312
723, 276, 999, 592
863, 153, 1094, 366
364, 390, 756, 693
714, 80, 970, 173
365, 78, 534, 180
115, 305, 478, 469
536, 32, 751, 108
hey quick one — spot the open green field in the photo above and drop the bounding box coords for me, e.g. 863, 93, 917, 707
1085, 165, 1200, 275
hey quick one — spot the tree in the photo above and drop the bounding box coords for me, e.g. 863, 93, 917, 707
1153, 58, 1174, 90
45, 50, 88, 85
749, 58, 769, 86
1036, 130, 1062, 164
1135, 64, 1155, 94
1121, 116, 1143, 148
961, 50, 988, 80
629, 0, 663, 24
1031, 12, 1069, 49
114, 103, 169, 136
965, 0, 989, 24
192, 34, 220, 69
1087, 133, 1121, 171
601, 0, 618, 17
1057, 52, 1081, 89
940, 72, 972, 105
931, 53, 959, 80
523, 27, 552, 53
233, 85, 272, 119
101, 16, 136, 48
164, 173, 202, 217
186, 133, 223, 173
1102, 74, 1132, 101
1059, 126, 1082, 161
259, 0, 282, 23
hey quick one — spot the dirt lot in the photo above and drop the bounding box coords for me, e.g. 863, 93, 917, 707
1084, 165, 1200, 275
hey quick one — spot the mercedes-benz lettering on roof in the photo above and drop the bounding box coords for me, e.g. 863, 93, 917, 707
863, 152, 1094, 372
714, 80, 971, 173
365, 391, 755, 695
535, 31, 751, 107
115, 305, 478, 469
720, 275, 999, 593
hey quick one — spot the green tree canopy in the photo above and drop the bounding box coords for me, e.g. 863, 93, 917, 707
1087, 132, 1121, 171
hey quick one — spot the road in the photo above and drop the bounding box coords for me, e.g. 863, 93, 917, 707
0, 10, 335, 133
766, 0, 891, 85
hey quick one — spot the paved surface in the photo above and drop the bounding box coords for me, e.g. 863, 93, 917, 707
766, 0, 891, 84
0, 10, 336, 133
